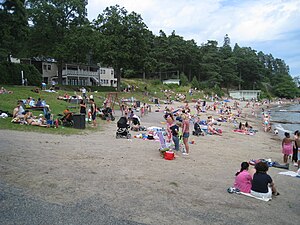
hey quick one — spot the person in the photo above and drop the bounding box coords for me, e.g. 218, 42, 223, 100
233, 162, 252, 193
251, 161, 279, 199
36, 98, 42, 107
170, 122, 181, 153
90, 99, 97, 127
165, 114, 175, 143
282, 132, 293, 164
13, 101, 25, 118
293, 130, 300, 169
263, 114, 270, 132
181, 113, 190, 156
80, 99, 86, 115
81, 87, 86, 99
207, 122, 222, 135
293, 130, 300, 167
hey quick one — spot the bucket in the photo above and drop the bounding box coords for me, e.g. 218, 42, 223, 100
164, 151, 174, 160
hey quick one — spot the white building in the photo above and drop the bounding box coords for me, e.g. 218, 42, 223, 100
229, 90, 261, 100
61, 64, 116, 87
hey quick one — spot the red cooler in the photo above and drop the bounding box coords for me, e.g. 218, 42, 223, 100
164, 151, 174, 160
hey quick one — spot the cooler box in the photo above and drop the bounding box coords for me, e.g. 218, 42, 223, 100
164, 151, 174, 160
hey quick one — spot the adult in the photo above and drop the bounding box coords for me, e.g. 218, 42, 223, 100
90, 99, 97, 127
292, 130, 299, 167
81, 87, 87, 99
80, 99, 87, 115
234, 162, 252, 193
251, 162, 279, 199
165, 113, 175, 142
13, 101, 25, 118
181, 113, 190, 156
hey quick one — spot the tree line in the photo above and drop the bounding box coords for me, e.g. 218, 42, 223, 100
0, 0, 299, 98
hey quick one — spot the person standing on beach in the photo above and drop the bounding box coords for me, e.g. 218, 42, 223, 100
282, 132, 293, 164
90, 99, 97, 127
293, 130, 300, 167
182, 114, 190, 156
80, 99, 86, 115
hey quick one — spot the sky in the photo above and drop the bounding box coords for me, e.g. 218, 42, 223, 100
87, 0, 300, 78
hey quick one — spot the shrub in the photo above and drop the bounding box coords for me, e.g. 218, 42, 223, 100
0, 62, 42, 86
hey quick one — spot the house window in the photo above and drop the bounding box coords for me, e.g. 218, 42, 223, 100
48, 65, 51, 70
111, 70, 114, 75
43, 65, 47, 70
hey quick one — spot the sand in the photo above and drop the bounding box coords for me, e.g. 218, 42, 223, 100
0, 101, 299, 225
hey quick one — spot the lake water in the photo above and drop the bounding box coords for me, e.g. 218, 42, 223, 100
269, 103, 300, 137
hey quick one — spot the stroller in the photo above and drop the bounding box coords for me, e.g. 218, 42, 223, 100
101, 107, 115, 121
116, 116, 131, 139
60, 110, 74, 127
192, 122, 204, 136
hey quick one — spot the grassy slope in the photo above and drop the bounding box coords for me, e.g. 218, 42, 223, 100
0, 80, 204, 134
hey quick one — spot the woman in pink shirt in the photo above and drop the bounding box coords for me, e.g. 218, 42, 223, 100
234, 162, 252, 193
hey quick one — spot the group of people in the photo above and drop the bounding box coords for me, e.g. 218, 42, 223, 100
12, 100, 52, 127
164, 109, 190, 156
282, 131, 300, 167
233, 161, 279, 199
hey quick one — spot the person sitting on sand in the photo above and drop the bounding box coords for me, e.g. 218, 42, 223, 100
207, 122, 222, 136
234, 162, 252, 193
251, 161, 279, 199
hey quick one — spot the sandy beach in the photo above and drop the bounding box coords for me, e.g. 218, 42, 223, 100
0, 101, 299, 225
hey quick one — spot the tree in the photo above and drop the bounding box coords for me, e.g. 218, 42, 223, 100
26, 0, 88, 84
0, 0, 28, 60
191, 76, 199, 89
92, 5, 151, 91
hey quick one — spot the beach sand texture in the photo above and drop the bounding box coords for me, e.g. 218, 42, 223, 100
0, 102, 299, 225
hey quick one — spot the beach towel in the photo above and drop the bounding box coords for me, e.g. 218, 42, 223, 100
239, 192, 271, 202
227, 187, 271, 201
278, 171, 300, 178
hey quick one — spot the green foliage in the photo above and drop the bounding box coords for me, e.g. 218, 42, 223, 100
191, 76, 199, 89
1, 3, 297, 99
179, 72, 189, 86
0, 62, 41, 85
0, 0, 28, 59
273, 75, 299, 98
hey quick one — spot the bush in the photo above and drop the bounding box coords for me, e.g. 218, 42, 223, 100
0, 62, 42, 86
179, 72, 189, 86
191, 76, 199, 89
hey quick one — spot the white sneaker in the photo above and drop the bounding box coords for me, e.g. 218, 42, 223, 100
182, 152, 189, 156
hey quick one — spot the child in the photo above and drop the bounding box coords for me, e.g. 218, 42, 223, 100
282, 132, 293, 164
251, 161, 279, 199
170, 122, 182, 153
234, 162, 252, 193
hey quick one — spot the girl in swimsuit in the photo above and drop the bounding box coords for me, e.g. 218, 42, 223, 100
282, 132, 293, 164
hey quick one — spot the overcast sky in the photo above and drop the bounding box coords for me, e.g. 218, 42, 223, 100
87, 0, 300, 77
